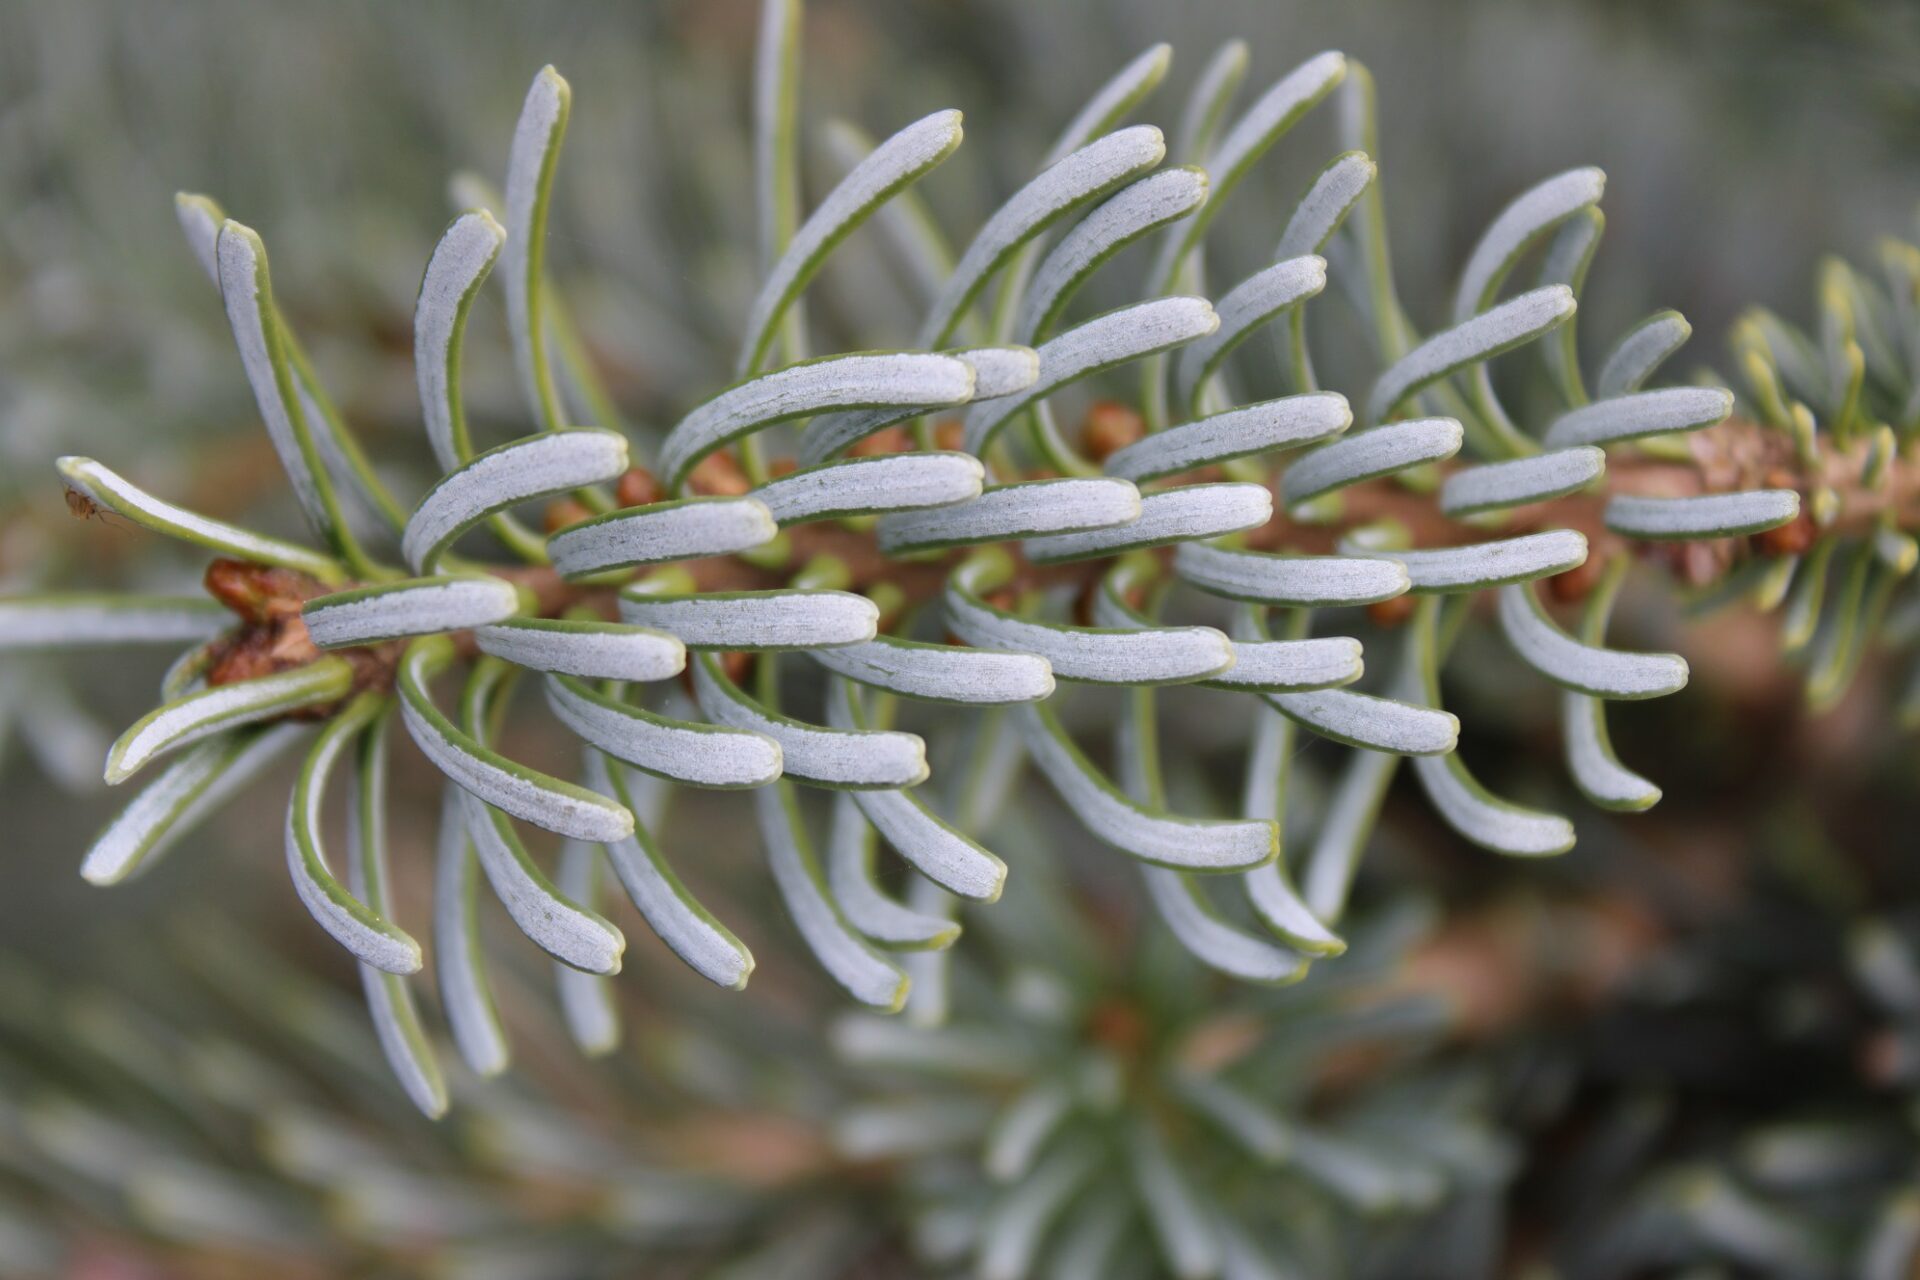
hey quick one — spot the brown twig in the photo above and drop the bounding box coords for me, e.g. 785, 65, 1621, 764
198, 414, 1919, 703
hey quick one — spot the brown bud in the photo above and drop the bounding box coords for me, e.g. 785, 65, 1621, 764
543, 498, 592, 533
849, 426, 912, 457
660, 1111, 832, 1188
681, 650, 755, 699
687, 450, 751, 496
1562, 896, 1663, 1009
1860, 1029, 1912, 1087
768, 456, 798, 479
204, 634, 279, 687
205, 617, 323, 694
1072, 582, 1096, 627
1173, 1013, 1263, 1075
1676, 539, 1730, 588
1080, 400, 1144, 463
1753, 509, 1815, 557
932, 420, 966, 452
203, 559, 325, 625
1398, 923, 1528, 1041
1545, 555, 1605, 604
267, 615, 319, 664
1366, 594, 1417, 628
1310, 1040, 1401, 1095
615, 466, 663, 508
1084, 999, 1149, 1057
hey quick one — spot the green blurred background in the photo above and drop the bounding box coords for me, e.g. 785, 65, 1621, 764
5, 1, 1920, 1275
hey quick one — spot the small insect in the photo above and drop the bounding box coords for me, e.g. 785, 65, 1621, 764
64, 486, 132, 531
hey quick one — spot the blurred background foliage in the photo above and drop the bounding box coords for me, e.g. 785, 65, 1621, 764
5, 1, 1920, 1276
